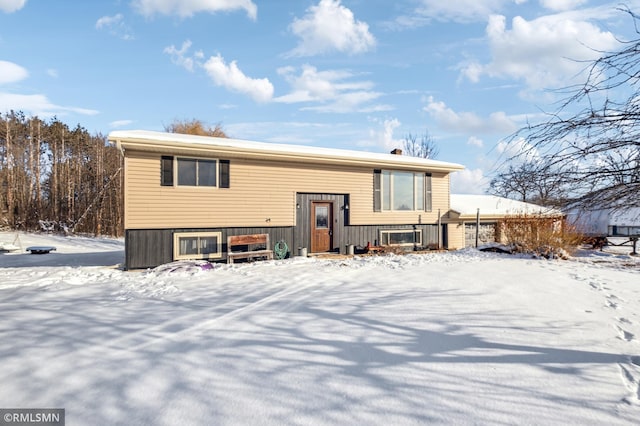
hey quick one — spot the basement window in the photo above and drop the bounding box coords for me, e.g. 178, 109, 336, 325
173, 231, 222, 260
380, 229, 422, 246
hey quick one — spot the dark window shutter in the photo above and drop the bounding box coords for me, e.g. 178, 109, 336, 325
425, 173, 432, 212
161, 156, 173, 186
219, 159, 230, 188
373, 169, 381, 212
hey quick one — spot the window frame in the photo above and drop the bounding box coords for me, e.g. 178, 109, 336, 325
161, 156, 230, 188
173, 231, 223, 260
176, 157, 218, 187
379, 170, 430, 212
379, 229, 423, 247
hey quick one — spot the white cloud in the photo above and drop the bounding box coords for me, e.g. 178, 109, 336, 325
393, 0, 522, 26
0, 60, 28, 84
539, 0, 586, 12
288, 0, 375, 56
0, 0, 26, 13
467, 136, 484, 148
131, 0, 257, 20
0, 93, 98, 117
357, 118, 403, 151
46, 69, 58, 78
461, 62, 484, 83
164, 40, 196, 72
109, 119, 134, 128
378, 118, 403, 152
275, 65, 391, 113
461, 14, 618, 90
96, 13, 122, 29
450, 168, 489, 194
424, 96, 517, 134
218, 103, 237, 110
164, 41, 273, 103
0, 61, 95, 118
203, 54, 274, 103
496, 136, 540, 163
96, 13, 134, 40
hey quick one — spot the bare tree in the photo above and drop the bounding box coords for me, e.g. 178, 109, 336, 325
489, 161, 567, 207
502, 7, 640, 211
165, 118, 228, 138
403, 130, 439, 159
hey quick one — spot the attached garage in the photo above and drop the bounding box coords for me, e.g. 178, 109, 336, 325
464, 222, 497, 248
446, 194, 562, 249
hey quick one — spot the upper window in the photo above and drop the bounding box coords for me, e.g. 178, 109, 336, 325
161, 156, 230, 188
381, 171, 429, 211
178, 158, 217, 187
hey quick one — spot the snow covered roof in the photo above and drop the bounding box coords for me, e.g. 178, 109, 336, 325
108, 130, 465, 172
450, 194, 562, 217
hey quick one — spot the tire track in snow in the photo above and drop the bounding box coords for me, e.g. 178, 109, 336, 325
42, 262, 359, 369
100, 280, 317, 353
127, 278, 328, 351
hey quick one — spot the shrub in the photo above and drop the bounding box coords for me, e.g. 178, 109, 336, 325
498, 213, 583, 259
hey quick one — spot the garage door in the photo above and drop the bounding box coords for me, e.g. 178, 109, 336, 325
465, 223, 497, 248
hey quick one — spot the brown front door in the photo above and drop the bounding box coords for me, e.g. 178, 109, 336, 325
311, 202, 332, 252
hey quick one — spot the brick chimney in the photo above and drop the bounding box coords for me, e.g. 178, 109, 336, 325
390, 148, 403, 155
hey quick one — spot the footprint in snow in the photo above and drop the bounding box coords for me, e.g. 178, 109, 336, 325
589, 281, 603, 291
618, 317, 633, 325
616, 325, 635, 342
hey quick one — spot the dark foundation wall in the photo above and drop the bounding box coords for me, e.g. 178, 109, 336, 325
125, 227, 294, 270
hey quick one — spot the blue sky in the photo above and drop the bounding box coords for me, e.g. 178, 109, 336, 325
1, 0, 637, 193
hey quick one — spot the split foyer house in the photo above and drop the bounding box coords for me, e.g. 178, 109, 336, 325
108, 130, 467, 269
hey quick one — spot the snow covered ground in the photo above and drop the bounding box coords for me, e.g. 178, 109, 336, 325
1, 232, 639, 425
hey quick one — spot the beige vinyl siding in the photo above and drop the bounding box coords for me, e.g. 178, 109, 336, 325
124, 150, 451, 229
446, 222, 466, 250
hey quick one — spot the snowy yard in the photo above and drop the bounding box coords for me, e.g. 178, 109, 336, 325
1, 232, 639, 425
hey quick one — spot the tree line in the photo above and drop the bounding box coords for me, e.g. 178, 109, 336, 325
0, 116, 228, 237
0, 111, 123, 236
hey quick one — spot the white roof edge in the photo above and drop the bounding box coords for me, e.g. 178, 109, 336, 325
108, 129, 465, 171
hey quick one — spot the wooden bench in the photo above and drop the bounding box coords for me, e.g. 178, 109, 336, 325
227, 234, 274, 264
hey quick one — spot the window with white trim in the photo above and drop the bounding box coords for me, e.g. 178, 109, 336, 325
173, 231, 222, 260
178, 158, 217, 186
161, 156, 230, 188
379, 171, 430, 211
380, 229, 422, 246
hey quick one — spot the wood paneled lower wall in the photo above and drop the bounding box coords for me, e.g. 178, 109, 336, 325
125, 222, 443, 270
